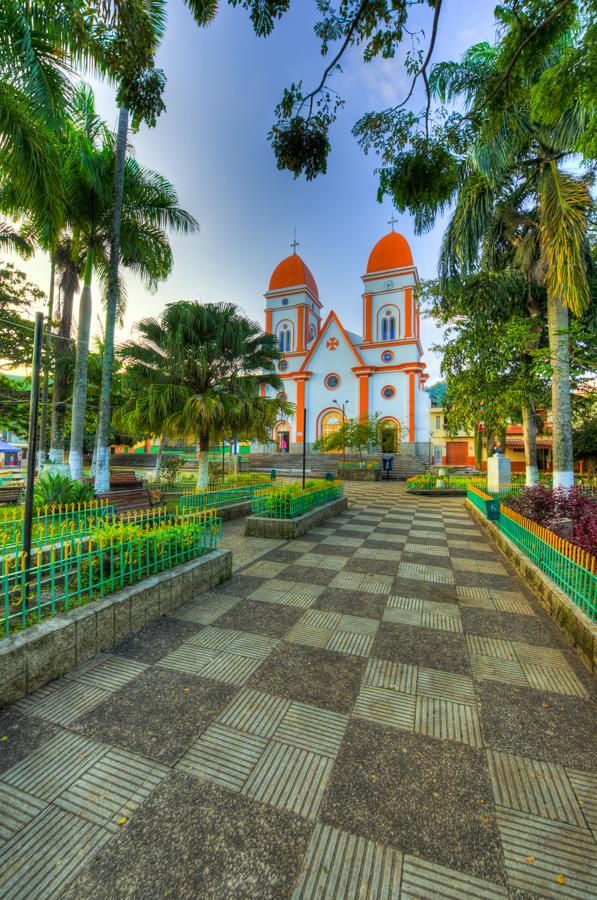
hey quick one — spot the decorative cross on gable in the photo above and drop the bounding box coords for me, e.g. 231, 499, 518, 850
326, 337, 339, 350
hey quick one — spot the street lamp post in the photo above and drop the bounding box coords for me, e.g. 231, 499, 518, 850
333, 399, 349, 466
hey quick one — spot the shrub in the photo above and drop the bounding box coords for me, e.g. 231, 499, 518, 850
34, 472, 95, 508
161, 456, 184, 484
503, 486, 597, 557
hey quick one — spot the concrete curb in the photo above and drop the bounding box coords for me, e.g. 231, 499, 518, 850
466, 500, 597, 673
245, 496, 348, 539
0, 548, 232, 706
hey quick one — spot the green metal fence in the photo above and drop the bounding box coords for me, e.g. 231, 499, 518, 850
179, 481, 277, 512
0, 505, 118, 553
407, 474, 488, 492
466, 486, 596, 621
1, 514, 221, 637
251, 483, 343, 519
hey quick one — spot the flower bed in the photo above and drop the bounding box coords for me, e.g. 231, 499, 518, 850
251, 480, 343, 519
1, 510, 221, 636
501, 485, 597, 558
407, 474, 487, 492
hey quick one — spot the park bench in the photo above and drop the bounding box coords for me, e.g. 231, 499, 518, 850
0, 485, 23, 505
105, 473, 144, 491
97, 487, 155, 515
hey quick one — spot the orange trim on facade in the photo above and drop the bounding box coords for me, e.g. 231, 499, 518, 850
259, 384, 266, 398
361, 265, 418, 284
264, 284, 323, 309
404, 288, 412, 338
363, 293, 372, 342
360, 338, 422, 353
316, 406, 344, 440
408, 372, 415, 442
358, 374, 369, 420
265, 309, 272, 334
295, 378, 305, 443
299, 310, 365, 372
297, 305, 305, 352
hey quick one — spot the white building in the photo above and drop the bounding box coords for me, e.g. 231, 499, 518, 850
263, 229, 430, 455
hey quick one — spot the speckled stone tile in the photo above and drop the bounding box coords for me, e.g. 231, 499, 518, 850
112, 619, 201, 664
61, 772, 312, 900
212, 598, 304, 639
315, 588, 387, 620
372, 622, 471, 675
71, 667, 236, 765
0, 709, 58, 774
320, 719, 507, 886
247, 644, 367, 714
461, 608, 564, 648
478, 681, 597, 770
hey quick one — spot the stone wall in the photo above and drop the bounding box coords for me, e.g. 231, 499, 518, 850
245, 496, 348, 539
467, 500, 597, 673
0, 548, 232, 706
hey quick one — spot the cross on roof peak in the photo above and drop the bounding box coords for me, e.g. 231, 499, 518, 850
388, 214, 398, 232
291, 227, 299, 254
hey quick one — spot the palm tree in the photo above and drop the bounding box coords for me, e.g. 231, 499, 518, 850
95, 0, 220, 494
119, 302, 293, 487
48, 238, 80, 463
61, 86, 199, 481
431, 42, 593, 489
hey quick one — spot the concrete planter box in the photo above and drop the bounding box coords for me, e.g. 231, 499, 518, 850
339, 469, 379, 482
0, 548, 232, 706
467, 500, 597, 673
245, 496, 348, 539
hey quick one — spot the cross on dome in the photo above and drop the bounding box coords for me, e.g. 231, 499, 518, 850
388, 214, 398, 232
290, 227, 299, 254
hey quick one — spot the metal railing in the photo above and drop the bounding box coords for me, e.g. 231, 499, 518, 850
407, 474, 488, 492
1, 511, 221, 636
179, 480, 277, 512
251, 482, 343, 519
466, 486, 596, 621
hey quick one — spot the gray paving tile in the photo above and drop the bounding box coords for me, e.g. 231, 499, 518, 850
291, 823, 402, 900
217, 688, 290, 738
487, 750, 585, 827
0, 783, 47, 841
55, 747, 170, 831
401, 854, 508, 898
0, 806, 111, 899
567, 768, 597, 833
176, 723, 267, 791
415, 697, 482, 747
275, 701, 348, 757
2, 731, 107, 801
242, 741, 333, 819
497, 805, 597, 898
353, 684, 416, 731
363, 658, 417, 694
15, 680, 110, 726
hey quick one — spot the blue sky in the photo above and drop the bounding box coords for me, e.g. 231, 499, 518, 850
14, 0, 498, 382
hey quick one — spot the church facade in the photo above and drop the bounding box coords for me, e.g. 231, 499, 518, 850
263, 229, 430, 454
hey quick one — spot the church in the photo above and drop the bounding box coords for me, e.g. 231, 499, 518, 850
263, 227, 430, 455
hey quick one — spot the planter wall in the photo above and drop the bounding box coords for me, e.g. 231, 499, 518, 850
0, 548, 232, 705
245, 496, 348, 539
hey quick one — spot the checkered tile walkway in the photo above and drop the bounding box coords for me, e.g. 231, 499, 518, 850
1, 483, 595, 898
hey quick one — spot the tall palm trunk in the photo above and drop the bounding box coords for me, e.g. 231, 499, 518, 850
522, 401, 539, 486
197, 430, 210, 488
547, 292, 574, 489
49, 278, 76, 463
155, 434, 164, 480
95, 105, 129, 494
68, 243, 94, 482
38, 256, 55, 471
473, 424, 483, 470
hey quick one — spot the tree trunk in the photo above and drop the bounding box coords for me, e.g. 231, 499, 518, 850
522, 401, 539, 486
474, 425, 483, 470
90, 430, 99, 477
38, 256, 55, 471
155, 435, 164, 481
95, 105, 129, 495
49, 277, 76, 463
486, 430, 494, 462
68, 244, 94, 482
547, 292, 574, 489
197, 431, 210, 488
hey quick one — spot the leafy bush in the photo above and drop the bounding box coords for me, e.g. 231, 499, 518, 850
224, 473, 271, 485
161, 456, 184, 484
34, 472, 95, 508
503, 486, 597, 557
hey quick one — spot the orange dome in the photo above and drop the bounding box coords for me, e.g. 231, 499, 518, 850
367, 231, 413, 273
269, 253, 319, 299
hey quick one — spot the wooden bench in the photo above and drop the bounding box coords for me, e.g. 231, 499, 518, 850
97, 488, 154, 515
0, 485, 23, 505
105, 474, 144, 491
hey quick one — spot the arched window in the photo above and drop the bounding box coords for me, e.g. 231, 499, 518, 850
319, 410, 343, 447
276, 321, 293, 352
378, 306, 399, 342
